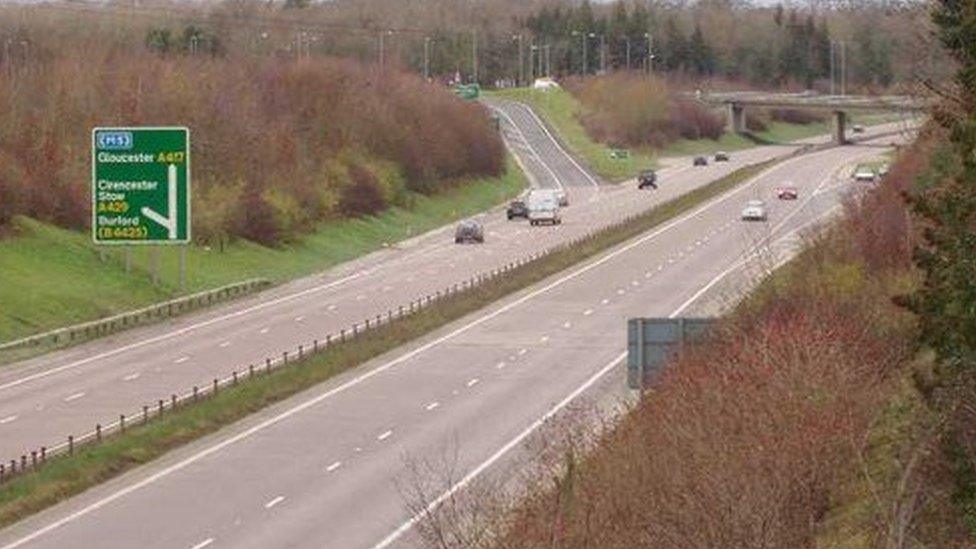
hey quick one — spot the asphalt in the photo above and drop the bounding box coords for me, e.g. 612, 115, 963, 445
0, 121, 910, 549
0, 101, 901, 463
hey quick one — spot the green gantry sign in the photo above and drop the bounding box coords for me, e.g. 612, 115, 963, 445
91, 127, 191, 245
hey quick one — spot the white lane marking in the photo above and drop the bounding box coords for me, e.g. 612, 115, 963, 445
601, 298, 610, 305
0, 415, 17, 425
658, 265, 664, 271
259, 327, 269, 334
3, 151, 833, 549
466, 378, 479, 388
668, 258, 675, 264
264, 496, 285, 509
377, 430, 393, 441
327, 304, 337, 312
517, 348, 527, 356
583, 309, 593, 316
0, 269, 372, 393
495, 362, 506, 369
616, 289, 625, 295
425, 402, 440, 411
540, 335, 549, 343
63, 392, 85, 403
513, 102, 601, 188
644, 272, 652, 279
490, 108, 564, 190
294, 316, 305, 322
326, 461, 343, 473
174, 356, 189, 364
123, 373, 141, 382
219, 341, 230, 348
563, 321, 572, 328
373, 352, 624, 549
631, 280, 639, 287
189, 538, 214, 549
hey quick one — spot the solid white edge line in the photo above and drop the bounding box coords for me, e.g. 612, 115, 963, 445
264, 496, 285, 509
0, 145, 843, 549
189, 538, 214, 549
0, 270, 370, 394
490, 107, 565, 191
514, 102, 601, 188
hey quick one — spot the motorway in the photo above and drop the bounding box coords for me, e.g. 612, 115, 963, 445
0, 115, 908, 548
0, 99, 865, 462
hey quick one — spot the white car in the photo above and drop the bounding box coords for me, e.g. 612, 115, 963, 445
741, 199, 767, 221
528, 188, 568, 207
528, 198, 562, 226
853, 168, 877, 182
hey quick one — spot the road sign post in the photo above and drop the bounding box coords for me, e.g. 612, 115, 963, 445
91, 127, 191, 245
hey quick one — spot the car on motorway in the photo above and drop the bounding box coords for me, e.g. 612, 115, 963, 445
454, 219, 485, 243
853, 166, 877, 182
528, 188, 569, 208
693, 156, 708, 167
776, 186, 798, 200
741, 199, 768, 221
852, 124, 865, 133
714, 151, 730, 162
506, 199, 528, 220
637, 169, 658, 190
528, 197, 561, 226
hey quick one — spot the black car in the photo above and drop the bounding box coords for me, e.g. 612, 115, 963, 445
454, 219, 484, 244
506, 199, 528, 220
637, 170, 658, 190
693, 156, 708, 166
714, 151, 729, 162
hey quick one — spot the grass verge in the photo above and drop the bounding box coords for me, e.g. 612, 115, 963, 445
0, 158, 776, 529
0, 161, 525, 343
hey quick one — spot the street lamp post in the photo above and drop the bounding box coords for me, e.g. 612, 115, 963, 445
379, 30, 393, 70
599, 34, 606, 73
544, 44, 550, 77
513, 34, 524, 86
423, 36, 431, 80
644, 32, 654, 74
571, 30, 588, 76
625, 38, 631, 70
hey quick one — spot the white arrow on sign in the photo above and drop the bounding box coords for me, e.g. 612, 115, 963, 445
141, 164, 178, 240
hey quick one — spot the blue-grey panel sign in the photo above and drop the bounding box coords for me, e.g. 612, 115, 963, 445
627, 318, 715, 390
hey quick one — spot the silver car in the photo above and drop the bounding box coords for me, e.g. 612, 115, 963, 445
741, 199, 767, 221
528, 198, 562, 226
454, 219, 484, 243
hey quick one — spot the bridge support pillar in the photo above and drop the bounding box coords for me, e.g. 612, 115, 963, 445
832, 110, 848, 145
727, 103, 746, 133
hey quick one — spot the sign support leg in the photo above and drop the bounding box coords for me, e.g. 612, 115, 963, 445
150, 246, 160, 286
178, 247, 186, 292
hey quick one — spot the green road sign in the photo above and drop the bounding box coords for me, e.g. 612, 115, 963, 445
454, 83, 480, 100
92, 127, 191, 244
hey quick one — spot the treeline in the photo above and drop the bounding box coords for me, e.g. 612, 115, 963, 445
0, 12, 504, 246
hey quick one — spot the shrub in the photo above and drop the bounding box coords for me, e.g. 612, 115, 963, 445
339, 163, 386, 217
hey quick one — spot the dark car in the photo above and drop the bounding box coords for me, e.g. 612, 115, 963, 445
454, 219, 484, 243
506, 199, 528, 220
714, 151, 729, 162
637, 170, 658, 190
693, 156, 708, 167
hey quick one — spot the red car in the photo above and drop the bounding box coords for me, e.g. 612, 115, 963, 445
776, 186, 798, 200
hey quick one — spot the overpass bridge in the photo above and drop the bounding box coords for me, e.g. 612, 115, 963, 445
700, 91, 929, 144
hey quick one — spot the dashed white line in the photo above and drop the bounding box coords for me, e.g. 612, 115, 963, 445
326, 461, 343, 472
601, 298, 610, 305
540, 335, 549, 343
425, 402, 440, 411
123, 373, 141, 382
466, 378, 480, 388
583, 309, 593, 316
644, 272, 652, 279
219, 341, 230, 348
189, 538, 214, 549
259, 327, 270, 334
563, 321, 572, 328
0, 415, 17, 425
631, 280, 639, 286
327, 304, 337, 312
377, 430, 393, 441
495, 361, 506, 369
616, 289, 625, 295
294, 316, 305, 322
658, 265, 665, 271
517, 348, 527, 356
264, 496, 285, 509
174, 356, 189, 364
63, 392, 85, 402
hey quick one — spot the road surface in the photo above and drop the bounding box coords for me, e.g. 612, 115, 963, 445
0, 102, 900, 463
0, 129, 906, 549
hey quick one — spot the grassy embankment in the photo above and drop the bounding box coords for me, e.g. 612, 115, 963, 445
489, 85, 896, 182
0, 158, 777, 530
0, 164, 524, 343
